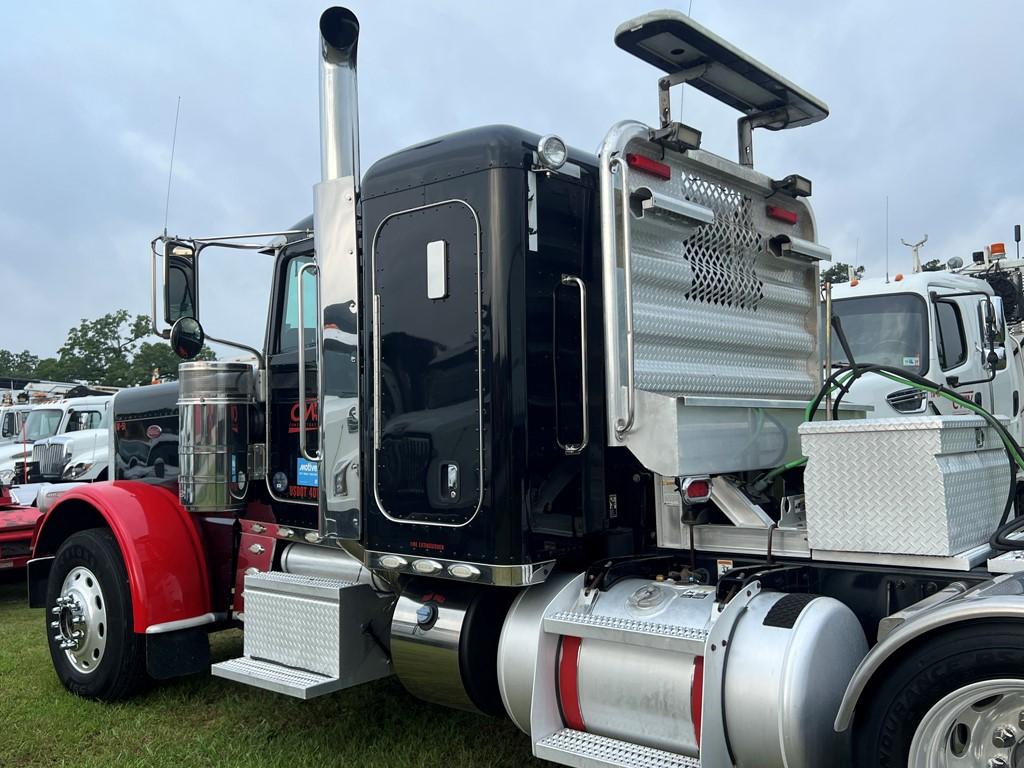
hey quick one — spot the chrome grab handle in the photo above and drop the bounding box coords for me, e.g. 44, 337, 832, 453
611, 156, 636, 436
554, 274, 590, 455
297, 261, 321, 462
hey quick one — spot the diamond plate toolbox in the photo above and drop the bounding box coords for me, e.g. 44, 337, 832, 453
800, 416, 1007, 556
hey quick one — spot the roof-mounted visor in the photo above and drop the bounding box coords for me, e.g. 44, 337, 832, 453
615, 10, 828, 129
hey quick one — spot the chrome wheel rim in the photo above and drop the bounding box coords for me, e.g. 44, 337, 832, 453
908, 679, 1024, 767
50, 566, 108, 674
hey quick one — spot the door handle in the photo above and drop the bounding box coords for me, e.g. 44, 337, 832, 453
553, 274, 589, 455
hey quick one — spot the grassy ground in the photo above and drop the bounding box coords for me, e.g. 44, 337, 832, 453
0, 572, 545, 768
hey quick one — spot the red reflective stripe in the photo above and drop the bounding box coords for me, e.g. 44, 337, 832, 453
625, 153, 672, 180
691, 656, 704, 748
558, 636, 586, 731
766, 205, 798, 224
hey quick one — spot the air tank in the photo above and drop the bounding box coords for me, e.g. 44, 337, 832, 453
177, 361, 254, 512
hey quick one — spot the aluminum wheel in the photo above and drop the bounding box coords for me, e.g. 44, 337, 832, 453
908, 679, 1024, 767
50, 565, 108, 674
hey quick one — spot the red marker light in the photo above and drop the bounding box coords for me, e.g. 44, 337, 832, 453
684, 479, 711, 501
680, 476, 712, 503
626, 153, 672, 180
767, 205, 798, 225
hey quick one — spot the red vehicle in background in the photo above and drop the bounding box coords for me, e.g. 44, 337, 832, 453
0, 484, 41, 570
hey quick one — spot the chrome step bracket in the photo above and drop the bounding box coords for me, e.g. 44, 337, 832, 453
535, 728, 701, 768
211, 570, 392, 698
211, 657, 344, 700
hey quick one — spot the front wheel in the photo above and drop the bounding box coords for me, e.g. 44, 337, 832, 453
45, 528, 147, 700
853, 622, 1024, 767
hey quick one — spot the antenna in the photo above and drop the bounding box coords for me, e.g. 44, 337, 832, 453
900, 234, 928, 273
163, 96, 182, 236
885, 196, 890, 283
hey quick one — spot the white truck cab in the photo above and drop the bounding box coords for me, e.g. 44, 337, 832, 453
0, 395, 113, 485
0, 404, 33, 446
830, 271, 1024, 439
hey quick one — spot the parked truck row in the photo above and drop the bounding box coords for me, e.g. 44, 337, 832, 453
20, 8, 1024, 768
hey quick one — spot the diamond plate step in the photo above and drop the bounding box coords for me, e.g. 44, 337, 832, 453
543, 610, 707, 654
535, 729, 700, 768
213, 570, 393, 699
211, 657, 344, 699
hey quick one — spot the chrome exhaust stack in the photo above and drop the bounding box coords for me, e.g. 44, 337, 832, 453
313, 7, 364, 544
318, 7, 360, 186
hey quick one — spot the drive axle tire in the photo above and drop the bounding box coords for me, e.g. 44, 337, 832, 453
44, 528, 147, 700
852, 622, 1024, 768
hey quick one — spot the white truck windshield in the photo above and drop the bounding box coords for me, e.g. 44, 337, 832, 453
23, 408, 63, 441
829, 294, 929, 375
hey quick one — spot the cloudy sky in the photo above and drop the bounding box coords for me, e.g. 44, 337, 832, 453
3, 1, 1022, 357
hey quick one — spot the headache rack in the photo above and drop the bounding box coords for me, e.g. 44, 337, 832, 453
600, 10, 836, 479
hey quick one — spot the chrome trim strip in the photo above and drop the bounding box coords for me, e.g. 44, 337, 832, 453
297, 261, 321, 462
370, 199, 485, 528
366, 551, 554, 587
145, 612, 218, 635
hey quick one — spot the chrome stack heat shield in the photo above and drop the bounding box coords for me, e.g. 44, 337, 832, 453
315, 7, 363, 542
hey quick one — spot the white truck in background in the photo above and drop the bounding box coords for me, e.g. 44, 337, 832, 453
0, 404, 33, 446
0, 394, 112, 486
829, 271, 1024, 440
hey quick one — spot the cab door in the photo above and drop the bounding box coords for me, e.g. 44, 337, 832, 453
264, 246, 321, 522
931, 291, 988, 411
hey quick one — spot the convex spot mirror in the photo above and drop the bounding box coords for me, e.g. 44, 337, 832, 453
164, 240, 199, 324
981, 297, 1008, 371
170, 317, 205, 360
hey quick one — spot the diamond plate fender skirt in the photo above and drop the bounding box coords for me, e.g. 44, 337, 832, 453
835, 572, 1024, 732
31, 481, 212, 634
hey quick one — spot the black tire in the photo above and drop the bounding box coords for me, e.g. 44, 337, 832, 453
45, 528, 148, 700
852, 621, 1024, 768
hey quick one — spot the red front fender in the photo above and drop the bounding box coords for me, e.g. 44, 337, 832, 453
33, 481, 212, 634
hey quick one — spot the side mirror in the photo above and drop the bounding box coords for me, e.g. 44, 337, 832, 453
989, 295, 1007, 343
170, 317, 206, 360
988, 346, 1008, 372
164, 240, 199, 324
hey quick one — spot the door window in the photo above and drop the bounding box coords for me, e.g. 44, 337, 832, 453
277, 256, 317, 353
935, 300, 967, 370
67, 410, 103, 432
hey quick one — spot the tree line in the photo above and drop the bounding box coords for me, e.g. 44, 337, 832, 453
0, 310, 213, 388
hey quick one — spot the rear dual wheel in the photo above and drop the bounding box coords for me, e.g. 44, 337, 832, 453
854, 623, 1024, 767
44, 528, 147, 700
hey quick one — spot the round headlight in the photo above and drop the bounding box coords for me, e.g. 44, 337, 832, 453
537, 134, 567, 170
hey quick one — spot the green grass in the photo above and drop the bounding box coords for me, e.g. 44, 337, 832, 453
0, 573, 545, 768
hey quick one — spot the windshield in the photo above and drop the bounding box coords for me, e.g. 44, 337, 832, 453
828, 294, 929, 375
23, 408, 63, 441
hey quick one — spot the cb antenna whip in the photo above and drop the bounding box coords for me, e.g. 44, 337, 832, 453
163, 96, 182, 237
901, 234, 928, 273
